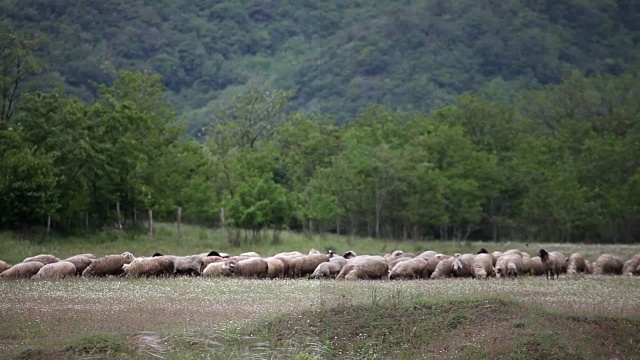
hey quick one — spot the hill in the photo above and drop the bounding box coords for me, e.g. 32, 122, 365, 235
2, 0, 639, 130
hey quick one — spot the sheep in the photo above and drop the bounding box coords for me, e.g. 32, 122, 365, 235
592, 254, 624, 275
202, 255, 225, 267
265, 257, 285, 279
477, 248, 489, 254
343, 251, 358, 259
538, 249, 567, 279
0, 260, 11, 274
293, 252, 333, 278
388, 257, 429, 280
431, 257, 456, 279
529, 256, 546, 276
418, 250, 437, 259
123, 256, 175, 277
473, 253, 494, 279
622, 254, 640, 276
274, 254, 301, 278
566, 253, 590, 275
425, 254, 450, 278
203, 262, 226, 277
521, 253, 532, 275
387, 253, 417, 271
309, 256, 347, 279
1, 262, 44, 279
32, 261, 77, 280
239, 251, 261, 258
22, 254, 60, 265
153, 253, 204, 276
490, 251, 503, 266
222, 258, 269, 278
452, 253, 475, 278
308, 249, 322, 255
494, 254, 523, 279
64, 255, 94, 276
336, 256, 388, 280
82, 252, 135, 277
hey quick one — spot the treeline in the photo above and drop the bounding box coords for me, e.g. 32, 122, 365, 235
2, 33, 639, 243
1, 0, 639, 130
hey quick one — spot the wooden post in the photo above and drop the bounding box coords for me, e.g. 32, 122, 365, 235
177, 207, 182, 239
148, 209, 154, 239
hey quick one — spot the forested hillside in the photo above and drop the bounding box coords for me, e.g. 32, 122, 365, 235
1, 0, 640, 131
1, 1, 640, 243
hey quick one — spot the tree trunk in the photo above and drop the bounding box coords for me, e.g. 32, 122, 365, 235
116, 201, 122, 229
46, 215, 51, 236
177, 207, 182, 240
148, 209, 154, 239
220, 207, 225, 229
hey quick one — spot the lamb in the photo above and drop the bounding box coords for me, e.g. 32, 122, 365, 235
388, 257, 429, 280
32, 261, 77, 280
452, 253, 475, 278
64, 255, 94, 275
0, 260, 11, 274
622, 254, 640, 276
431, 257, 455, 279
1, 262, 44, 279
473, 253, 494, 279
82, 252, 135, 277
265, 257, 285, 279
222, 258, 269, 278
336, 256, 388, 280
309, 256, 347, 279
494, 254, 523, 279
592, 254, 624, 275
538, 249, 567, 279
123, 256, 175, 277
566, 253, 590, 275
22, 254, 60, 265
293, 252, 333, 278
529, 256, 546, 276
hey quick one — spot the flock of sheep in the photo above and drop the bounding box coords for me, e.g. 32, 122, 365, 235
1, 247, 640, 281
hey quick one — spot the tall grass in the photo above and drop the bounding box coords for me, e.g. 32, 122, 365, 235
2, 222, 640, 264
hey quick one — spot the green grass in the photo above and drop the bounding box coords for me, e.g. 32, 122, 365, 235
2, 222, 640, 264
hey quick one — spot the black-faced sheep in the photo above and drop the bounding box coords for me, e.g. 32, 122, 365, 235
309, 256, 347, 279
293, 252, 333, 278
452, 253, 475, 278
336, 256, 388, 280
538, 249, 567, 279
23, 254, 60, 265
473, 253, 494, 279
0, 260, 11, 274
592, 254, 624, 275
222, 258, 269, 278
529, 256, 546, 276
388, 257, 429, 280
64, 255, 94, 276
265, 257, 285, 279
622, 254, 640, 276
494, 254, 523, 280
566, 253, 590, 275
82, 252, 135, 277
343, 251, 358, 259
32, 261, 77, 280
1, 262, 44, 279
123, 256, 175, 277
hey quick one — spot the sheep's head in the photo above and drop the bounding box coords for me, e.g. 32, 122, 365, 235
538, 249, 549, 261
122, 252, 136, 263
152, 252, 163, 257
343, 251, 357, 259
207, 251, 221, 257
327, 250, 335, 258
477, 248, 488, 254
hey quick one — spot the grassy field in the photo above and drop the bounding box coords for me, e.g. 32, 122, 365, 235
2, 224, 640, 359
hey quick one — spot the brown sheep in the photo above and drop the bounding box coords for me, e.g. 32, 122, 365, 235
123, 256, 175, 277
389, 257, 429, 280
0, 260, 11, 274
265, 257, 285, 279
473, 253, 494, 279
566, 253, 590, 275
222, 258, 269, 278
82, 252, 135, 277
592, 254, 624, 275
32, 261, 77, 280
494, 254, 524, 280
529, 256, 546, 276
336, 256, 388, 280
293, 252, 333, 278
64, 255, 94, 276
622, 254, 640, 276
309, 257, 347, 279
431, 257, 456, 279
538, 249, 567, 279
1, 262, 44, 279
452, 253, 475, 278
23, 254, 60, 265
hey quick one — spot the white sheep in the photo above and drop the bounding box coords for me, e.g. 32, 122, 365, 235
265, 257, 285, 279
64, 255, 94, 276
592, 254, 624, 275
388, 257, 429, 280
123, 256, 175, 277
337, 256, 388, 280
622, 254, 640, 276
32, 261, 77, 280
452, 253, 475, 278
0, 260, 11, 274
473, 253, 494, 279
494, 254, 523, 280
566, 253, 590, 275
22, 254, 60, 265
222, 258, 269, 278
1, 262, 45, 279
309, 256, 347, 279
82, 252, 135, 277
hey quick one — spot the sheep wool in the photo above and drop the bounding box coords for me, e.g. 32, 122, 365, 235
22, 254, 60, 265
389, 257, 429, 280
592, 254, 624, 275
538, 249, 567, 279
431, 257, 456, 279
473, 253, 494, 279
1, 262, 45, 279
203, 262, 226, 277
224, 258, 269, 278
622, 254, 640, 276
528, 256, 546, 276
494, 254, 523, 279
265, 257, 285, 279
64, 255, 94, 275
82, 252, 135, 277
567, 253, 590, 275
32, 261, 77, 280
124, 256, 175, 277
293, 253, 332, 278
337, 256, 388, 280
452, 253, 475, 278
0, 260, 11, 274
